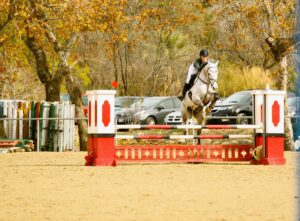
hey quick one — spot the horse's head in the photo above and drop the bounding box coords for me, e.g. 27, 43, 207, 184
203, 60, 219, 90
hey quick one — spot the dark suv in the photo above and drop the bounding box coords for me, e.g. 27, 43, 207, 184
209, 90, 253, 124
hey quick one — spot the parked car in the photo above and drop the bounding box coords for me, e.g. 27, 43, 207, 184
209, 90, 253, 125
115, 96, 141, 114
132, 97, 181, 125
165, 91, 300, 126
164, 110, 182, 125
163, 98, 224, 125
287, 96, 300, 141
287, 96, 300, 117
115, 96, 143, 124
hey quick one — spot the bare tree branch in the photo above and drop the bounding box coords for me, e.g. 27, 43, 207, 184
262, 0, 275, 37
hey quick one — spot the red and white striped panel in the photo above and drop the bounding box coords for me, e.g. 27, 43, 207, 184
264, 90, 285, 134
87, 90, 116, 134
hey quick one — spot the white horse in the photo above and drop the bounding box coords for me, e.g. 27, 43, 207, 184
181, 61, 219, 142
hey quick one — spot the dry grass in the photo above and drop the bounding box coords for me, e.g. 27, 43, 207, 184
218, 63, 273, 97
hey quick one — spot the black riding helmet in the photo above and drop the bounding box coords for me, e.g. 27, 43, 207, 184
199, 49, 208, 57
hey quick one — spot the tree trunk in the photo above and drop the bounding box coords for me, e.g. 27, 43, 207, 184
57, 61, 87, 151
26, 36, 63, 102
278, 56, 294, 150
0, 59, 7, 138
112, 45, 118, 82
118, 46, 128, 95
284, 103, 294, 150
26, 3, 87, 151
0, 121, 6, 138
265, 36, 295, 151
45, 80, 62, 101
63, 72, 88, 151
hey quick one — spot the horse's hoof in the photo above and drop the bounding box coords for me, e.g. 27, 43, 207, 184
179, 139, 186, 144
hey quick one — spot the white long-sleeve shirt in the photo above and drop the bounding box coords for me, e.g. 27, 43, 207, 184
186, 64, 198, 84
185, 62, 218, 92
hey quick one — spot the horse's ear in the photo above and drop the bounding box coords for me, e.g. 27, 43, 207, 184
216, 61, 219, 66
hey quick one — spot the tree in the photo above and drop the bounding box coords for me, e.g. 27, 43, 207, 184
214, 0, 296, 150
22, 0, 138, 150
84, 0, 200, 96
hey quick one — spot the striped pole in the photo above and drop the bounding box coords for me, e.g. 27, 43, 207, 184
115, 134, 253, 140
116, 124, 261, 130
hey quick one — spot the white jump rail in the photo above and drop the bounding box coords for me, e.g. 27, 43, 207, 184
115, 124, 262, 130
115, 134, 253, 140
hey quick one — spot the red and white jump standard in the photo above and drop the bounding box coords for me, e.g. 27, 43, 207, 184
85, 89, 286, 166
85, 90, 117, 166
251, 90, 286, 165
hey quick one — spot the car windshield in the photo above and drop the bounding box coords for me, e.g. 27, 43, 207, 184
115, 98, 125, 107
115, 97, 137, 108
222, 92, 251, 105
139, 98, 164, 109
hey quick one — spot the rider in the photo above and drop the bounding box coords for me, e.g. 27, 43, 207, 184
179, 49, 209, 101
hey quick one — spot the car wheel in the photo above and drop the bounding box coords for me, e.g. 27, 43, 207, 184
146, 117, 156, 125
236, 113, 250, 125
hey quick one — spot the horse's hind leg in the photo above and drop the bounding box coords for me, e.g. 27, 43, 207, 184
193, 109, 207, 145
181, 104, 192, 136
196, 128, 202, 145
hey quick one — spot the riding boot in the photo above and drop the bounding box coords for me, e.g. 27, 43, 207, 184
179, 83, 190, 101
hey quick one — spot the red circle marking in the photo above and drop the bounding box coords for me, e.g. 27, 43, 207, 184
272, 101, 280, 127
102, 100, 111, 127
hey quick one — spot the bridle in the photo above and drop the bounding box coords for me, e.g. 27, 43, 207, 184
195, 65, 217, 87
192, 64, 217, 105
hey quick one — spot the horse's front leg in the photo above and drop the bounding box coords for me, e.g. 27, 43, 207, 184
192, 94, 204, 107
206, 93, 219, 114
181, 105, 192, 143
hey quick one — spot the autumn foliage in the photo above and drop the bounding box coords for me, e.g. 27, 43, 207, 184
0, 0, 296, 149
